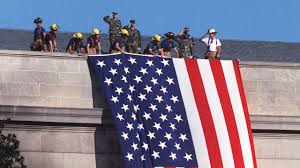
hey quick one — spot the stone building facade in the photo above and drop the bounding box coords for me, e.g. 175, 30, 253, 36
1, 50, 300, 168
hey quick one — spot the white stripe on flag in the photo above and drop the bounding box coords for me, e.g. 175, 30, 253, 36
197, 60, 235, 167
221, 61, 255, 168
173, 59, 211, 168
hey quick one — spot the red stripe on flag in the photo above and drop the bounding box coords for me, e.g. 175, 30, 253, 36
210, 60, 245, 167
185, 59, 223, 168
232, 60, 257, 168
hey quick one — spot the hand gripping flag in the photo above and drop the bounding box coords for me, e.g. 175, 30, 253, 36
89, 53, 257, 168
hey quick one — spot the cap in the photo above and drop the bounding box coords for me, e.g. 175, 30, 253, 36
208, 28, 217, 34
130, 20, 136, 24
165, 32, 175, 37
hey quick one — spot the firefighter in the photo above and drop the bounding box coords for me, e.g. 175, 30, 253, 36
30, 17, 46, 51
144, 34, 161, 55
160, 32, 179, 57
86, 28, 101, 55
66, 32, 85, 54
111, 29, 129, 53
44, 24, 59, 52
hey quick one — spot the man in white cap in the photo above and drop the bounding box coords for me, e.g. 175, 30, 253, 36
199, 28, 222, 59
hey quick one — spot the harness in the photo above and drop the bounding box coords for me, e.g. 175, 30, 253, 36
207, 37, 218, 51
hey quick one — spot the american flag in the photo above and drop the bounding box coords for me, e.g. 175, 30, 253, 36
89, 54, 257, 168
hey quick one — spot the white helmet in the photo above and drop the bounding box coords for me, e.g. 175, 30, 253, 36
208, 28, 217, 34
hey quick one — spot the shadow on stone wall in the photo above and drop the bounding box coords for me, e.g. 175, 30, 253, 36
87, 58, 108, 109
87, 59, 123, 167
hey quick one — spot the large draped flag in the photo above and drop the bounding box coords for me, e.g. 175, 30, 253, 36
89, 53, 257, 168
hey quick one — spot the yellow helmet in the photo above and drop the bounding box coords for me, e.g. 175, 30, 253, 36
73, 32, 83, 39
91, 28, 100, 35
152, 34, 161, 42
121, 29, 129, 36
50, 24, 59, 31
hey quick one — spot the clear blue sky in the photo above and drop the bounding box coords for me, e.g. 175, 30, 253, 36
0, 0, 299, 42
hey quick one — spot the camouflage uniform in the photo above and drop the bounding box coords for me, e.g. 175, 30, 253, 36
175, 33, 193, 58
123, 26, 142, 53
103, 16, 122, 53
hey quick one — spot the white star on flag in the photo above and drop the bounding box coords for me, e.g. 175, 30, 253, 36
166, 77, 174, 85
161, 59, 169, 66
124, 67, 130, 74
126, 123, 134, 131
142, 112, 151, 120
179, 133, 188, 142
170, 95, 179, 103
155, 68, 163, 76
153, 122, 162, 130
109, 68, 118, 75
96, 60, 106, 67
184, 153, 193, 161
138, 93, 147, 101
134, 75, 142, 83
125, 152, 134, 161
169, 152, 177, 160
144, 85, 152, 93
104, 77, 112, 86
114, 58, 122, 65
142, 142, 149, 150
155, 95, 164, 103
139, 67, 148, 75
121, 104, 129, 112
115, 87, 123, 95
164, 132, 172, 141
128, 57, 137, 64
147, 131, 156, 140
110, 96, 119, 103
116, 113, 124, 121
158, 141, 167, 150
146, 59, 154, 67
152, 151, 160, 159
131, 143, 138, 151
121, 132, 129, 140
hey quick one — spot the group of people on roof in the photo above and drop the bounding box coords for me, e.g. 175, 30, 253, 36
30, 11, 222, 60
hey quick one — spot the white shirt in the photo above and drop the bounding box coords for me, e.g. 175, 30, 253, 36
201, 37, 221, 52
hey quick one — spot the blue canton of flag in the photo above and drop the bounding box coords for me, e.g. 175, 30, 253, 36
89, 54, 198, 168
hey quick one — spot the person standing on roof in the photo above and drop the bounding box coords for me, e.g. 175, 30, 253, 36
31, 17, 46, 51
86, 28, 101, 55
175, 27, 194, 58
144, 34, 161, 55
111, 29, 129, 53
66, 32, 85, 54
123, 20, 142, 54
160, 32, 179, 58
199, 28, 222, 59
44, 24, 59, 52
103, 11, 122, 53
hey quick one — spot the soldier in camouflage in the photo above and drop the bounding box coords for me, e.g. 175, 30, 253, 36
175, 27, 194, 58
123, 20, 142, 53
103, 11, 122, 53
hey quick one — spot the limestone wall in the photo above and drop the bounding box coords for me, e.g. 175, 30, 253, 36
1, 50, 300, 168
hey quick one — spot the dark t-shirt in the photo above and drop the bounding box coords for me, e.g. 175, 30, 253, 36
67, 38, 84, 52
145, 41, 160, 54
33, 27, 45, 41
160, 39, 175, 52
114, 36, 127, 49
44, 32, 56, 45
87, 35, 100, 48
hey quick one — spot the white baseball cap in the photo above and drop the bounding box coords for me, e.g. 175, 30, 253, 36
208, 28, 217, 34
